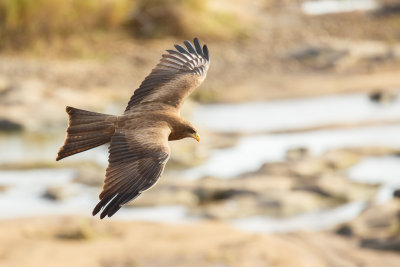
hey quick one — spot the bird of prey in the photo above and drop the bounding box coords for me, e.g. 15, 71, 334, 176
56, 38, 210, 219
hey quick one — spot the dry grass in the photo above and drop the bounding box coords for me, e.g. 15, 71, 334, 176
0, 0, 133, 49
304, 11, 400, 43
0, 0, 246, 52
129, 0, 247, 40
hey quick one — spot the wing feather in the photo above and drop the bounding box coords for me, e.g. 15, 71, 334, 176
93, 127, 170, 219
125, 38, 210, 111
184, 40, 197, 55
194, 38, 204, 56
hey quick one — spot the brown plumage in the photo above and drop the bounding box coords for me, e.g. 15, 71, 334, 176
56, 38, 210, 219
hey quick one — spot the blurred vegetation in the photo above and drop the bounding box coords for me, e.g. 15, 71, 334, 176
53, 218, 116, 240
130, 0, 246, 40
0, 0, 134, 49
191, 87, 220, 103
0, 0, 246, 51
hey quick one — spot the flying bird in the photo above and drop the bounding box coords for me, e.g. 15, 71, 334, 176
56, 38, 210, 219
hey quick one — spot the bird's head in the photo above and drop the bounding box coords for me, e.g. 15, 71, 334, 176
185, 125, 200, 142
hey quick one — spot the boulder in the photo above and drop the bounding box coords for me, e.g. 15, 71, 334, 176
189, 196, 262, 220
0, 119, 23, 133
315, 174, 377, 202
42, 186, 70, 201
343, 200, 399, 240
73, 168, 104, 187
336, 224, 353, 237
322, 150, 360, 170
361, 236, 400, 252
128, 188, 198, 207
369, 89, 398, 104
288, 44, 348, 69
393, 189, 400, 199
286, 147, 309, 161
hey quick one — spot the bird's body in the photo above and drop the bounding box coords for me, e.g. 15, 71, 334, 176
56, 38, 210, 218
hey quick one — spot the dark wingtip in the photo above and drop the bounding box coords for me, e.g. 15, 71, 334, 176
184, 40, 197, 54
174, 44, 188, 54
92, 204, 101, 217
203, 45, 209, 60
193, 37, 203, 56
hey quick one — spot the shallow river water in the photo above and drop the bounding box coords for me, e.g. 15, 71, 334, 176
0, 92, 399, 233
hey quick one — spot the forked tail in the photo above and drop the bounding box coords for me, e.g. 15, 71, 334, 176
56, 106, 117, 161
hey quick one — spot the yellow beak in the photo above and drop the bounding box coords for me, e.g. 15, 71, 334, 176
191, 132, 200, 142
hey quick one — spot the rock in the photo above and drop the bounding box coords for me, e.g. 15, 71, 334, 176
374, 3, 400, 16
194, 187, 255, 204
0, 184, 10, 193
322, 150, 360, 170
272, 191, 336, 217
189, 196, 261, 220
361, 236, 400, 252
205, 132, 239, 150
256, 152, 358, 179
336, 224, 353, 237
187, 175, 340, 219
369, 89, 398, 104
289, 159, 329, 177
233, 175, 293, 192
286, 147, 309, 161
123, 177, 199, 207
288, 44, 348, 69
315, 174, 377, 202
252, 162, 292, 177
73, 168, 104, 187
190, 188, 339, 219
0, 76, 11, 94
345, 200, 399, 240
0, 119, 23, 133
193, 176, 293, 197
128, 188, 198, 207
168, 139, 210, 169
55, 219, 97, 240
337, 147, 400, 158
42, 186, 70, 201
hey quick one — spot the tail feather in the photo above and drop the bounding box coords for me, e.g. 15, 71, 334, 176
56, 106, 117, 161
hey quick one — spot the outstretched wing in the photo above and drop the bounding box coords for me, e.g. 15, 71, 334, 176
125, 38, 210, 111
92, 126, 171, 219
